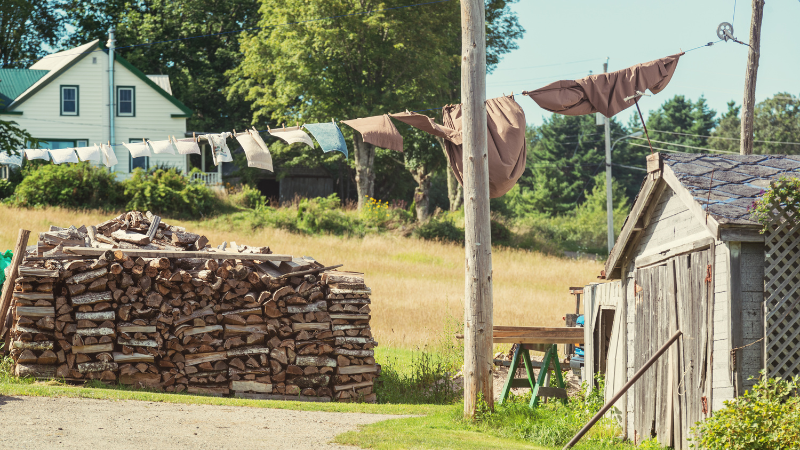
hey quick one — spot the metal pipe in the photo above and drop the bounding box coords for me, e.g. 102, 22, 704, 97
563, 329, 683, 449
107, 30, 116, 153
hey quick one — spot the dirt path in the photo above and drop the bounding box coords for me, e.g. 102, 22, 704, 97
0, 396, 408, 449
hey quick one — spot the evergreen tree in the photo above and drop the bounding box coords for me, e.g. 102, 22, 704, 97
644, 95, 718, 150
709, 101, 741, 153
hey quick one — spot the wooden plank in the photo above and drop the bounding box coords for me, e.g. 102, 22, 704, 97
719, 226, 764, 242
0, 229, 31, 343
12, 292, 54, 301
181, 325, 223, 337
15, 306, 55, 318
333, 380, 373, 392
635, 237, 715, 269
729, 242, 743, 396
230, 380, 272, 393
536, 387, 568, 399
337, 364, 379, 375
292, 323, 330, 331
328, 314, 370, 320
63, 247, 292, 261
71, 343, 114, 354
117, 324, 157, 333
605, 174, 657, 280
113, 352, 154, 363
17, 267, 58, 277
75, 311, 115, 321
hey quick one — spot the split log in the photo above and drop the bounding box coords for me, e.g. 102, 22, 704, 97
71, 343, 114, 354
78, 361, 119, 373
17, 267, 59, 278
184, 352, 227, 366
15, 307, 55, 318
334, 348, 374, 358
181, 325, 223, 337
117, 324, 157, 333
15, 363, 56, 378
292, 323, 330, 332
112, 230, 151, 245
75, 311, 115, 321
334, 337, 376, 346
333, 380, 374, 392
75, 327, 116, 337
286, 301, 327, 314
226, 346, 271, 358
65, 267, 108, 285
230, 380, 272, 393
12, 292, 54, 301
113, 352, 155, 363
71, 291, 113, 306
119, 372, 162, 388
296, 355, 336, 367
12, 341, 53, 351
337, 365, 379, 375
117, 338, 158, 348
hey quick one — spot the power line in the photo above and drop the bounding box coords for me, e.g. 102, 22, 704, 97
628, 142, 735, 154
648, 129, 800, 146
630, 136, 737, 153
495, 58, 603, 72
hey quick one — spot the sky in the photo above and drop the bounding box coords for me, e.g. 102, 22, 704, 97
486, 0, 800, 129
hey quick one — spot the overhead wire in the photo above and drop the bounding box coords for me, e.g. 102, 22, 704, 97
648, 129, 800, 146
630, 136, 737, 153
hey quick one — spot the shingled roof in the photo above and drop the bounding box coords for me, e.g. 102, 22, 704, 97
664, 153, 800, 226
603, 152, 797, 279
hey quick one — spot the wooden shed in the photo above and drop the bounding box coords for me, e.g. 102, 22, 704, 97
583, 152, 800, 448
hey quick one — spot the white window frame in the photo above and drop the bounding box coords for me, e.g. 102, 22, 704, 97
60, 86, 78, 116
117, 86, 135, 117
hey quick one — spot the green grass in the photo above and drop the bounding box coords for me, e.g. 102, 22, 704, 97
335, 405, 634, 450
336, 408, 549, 450
0, 379, 443, 415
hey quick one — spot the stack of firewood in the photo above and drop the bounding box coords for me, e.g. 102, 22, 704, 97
5, 211, 379, 403
10, 266, 61, 378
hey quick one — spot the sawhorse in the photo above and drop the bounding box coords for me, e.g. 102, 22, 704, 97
497, 343, 567, 408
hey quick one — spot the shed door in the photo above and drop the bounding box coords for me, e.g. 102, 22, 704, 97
633, 248, 713, 449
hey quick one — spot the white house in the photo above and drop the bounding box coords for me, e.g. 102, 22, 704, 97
0, 40, 218, 182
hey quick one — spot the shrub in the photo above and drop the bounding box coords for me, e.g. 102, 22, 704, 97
123, 168, 218, 219
0, 179, 14, 199
11, 162, 124, 209
229, 184, 266, 209
413, 213, 464, 243
691, 373, 800, 449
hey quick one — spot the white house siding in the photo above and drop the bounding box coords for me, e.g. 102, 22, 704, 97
111, 58, 187, 175
1, 47, 187, 176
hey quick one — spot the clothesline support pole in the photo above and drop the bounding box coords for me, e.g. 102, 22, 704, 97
740, 0, 764, 155
602, 59, 614, 254
461, 0, 494, 419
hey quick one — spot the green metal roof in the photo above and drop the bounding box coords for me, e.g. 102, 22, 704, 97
0, 69, 49, 108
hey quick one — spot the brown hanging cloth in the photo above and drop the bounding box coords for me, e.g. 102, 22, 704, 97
341, 114, 404, 152
522, 53, 683, 117
391, 95, 527, 198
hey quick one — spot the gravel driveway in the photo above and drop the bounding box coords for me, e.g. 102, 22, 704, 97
0, 396, 406, 449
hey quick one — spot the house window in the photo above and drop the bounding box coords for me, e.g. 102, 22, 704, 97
38, 139, 88, 149
117, 86, 135, 117
129, 139, 148, 171
60, 86, 78, 116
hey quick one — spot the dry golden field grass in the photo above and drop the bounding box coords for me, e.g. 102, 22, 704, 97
0, 205, 603, 348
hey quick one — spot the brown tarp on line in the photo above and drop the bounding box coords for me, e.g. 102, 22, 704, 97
523, 53, 683, 117
341, 114, 404, 152
392, 95, 526, 198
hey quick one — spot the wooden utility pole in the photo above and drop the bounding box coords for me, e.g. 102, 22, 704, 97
740, 0, 765, 155
461, 0, 493, 417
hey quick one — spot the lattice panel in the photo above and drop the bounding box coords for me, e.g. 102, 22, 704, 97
764, 200, 800, 378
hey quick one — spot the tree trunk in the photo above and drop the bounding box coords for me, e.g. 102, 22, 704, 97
437, 137, 463, 211
740, 0, 764, 155
411, 165, 432, 222
353, 133, 376, 209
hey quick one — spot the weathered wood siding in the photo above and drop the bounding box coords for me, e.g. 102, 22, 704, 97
740, 242, 765, 392
712, 241, 734, 410
633, 185, 710, 257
